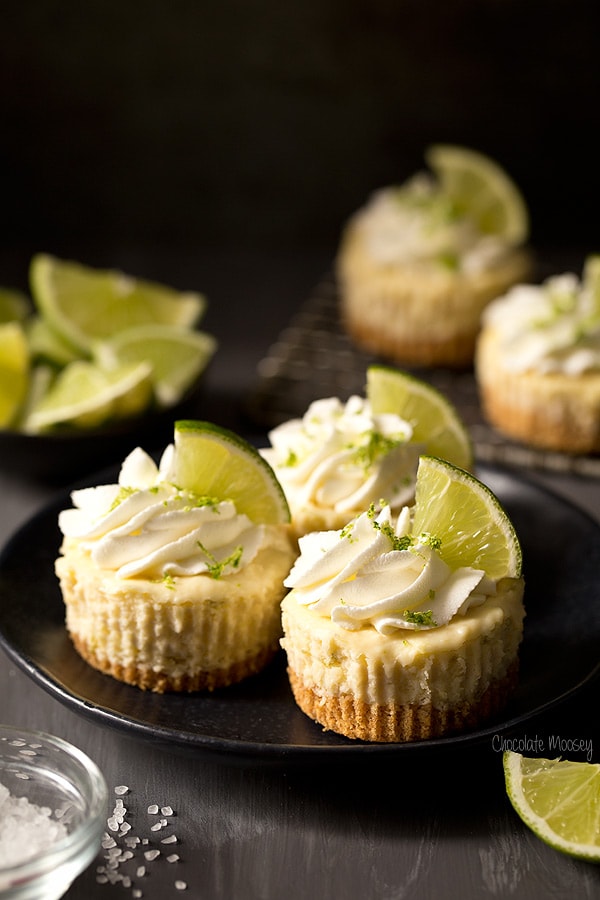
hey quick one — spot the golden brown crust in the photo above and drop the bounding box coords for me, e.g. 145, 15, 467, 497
287, 662, 519, 742
336, 223, 531, 368
70, 632, 279, 693
476, 326, 600, 454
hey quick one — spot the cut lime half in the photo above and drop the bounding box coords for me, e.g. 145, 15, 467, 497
0, 321, 29, 427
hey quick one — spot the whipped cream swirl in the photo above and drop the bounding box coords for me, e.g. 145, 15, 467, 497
260, 396, 420, 515
58, 446, 266, 579
483, 272, 600, 375
284, 505, 496, 634
354, 175, 510, 272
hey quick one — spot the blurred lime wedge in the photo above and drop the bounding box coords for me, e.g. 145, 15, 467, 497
426, 144, 529, 244
0, 321, 29, 427
173, 420, 290, 524
504, 751, 600, 862
0, 287, 29, 323
95, 323, 217, 407
24, 359, 153, 432
411, 455, 522, 578
27, 315, 80, 366
366, 365, 473, 470
30, 254, 206, 354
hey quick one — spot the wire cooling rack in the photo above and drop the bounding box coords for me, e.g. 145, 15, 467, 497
246, 272, 600, 478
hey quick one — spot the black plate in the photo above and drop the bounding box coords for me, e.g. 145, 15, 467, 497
0, 464, 598, 763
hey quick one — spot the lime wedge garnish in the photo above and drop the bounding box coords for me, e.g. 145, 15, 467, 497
366, 365, 473, 470
504, 751, 600, 862
411, 456, 522, 578
426, 144, 529, 244
173, 420, 290, 524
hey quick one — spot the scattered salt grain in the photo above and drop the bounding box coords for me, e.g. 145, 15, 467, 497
175, 880, 187, 891
166, 854, 180, 863
161, 834, 178, 844
0, 780, 69, 867
161, 806, 174, 816
132, 890, 143, 898
147, 804, 159, 815
136, 865, 146, 877
144, 849, 161, 862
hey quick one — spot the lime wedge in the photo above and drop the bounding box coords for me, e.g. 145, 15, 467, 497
30, 254, 206, 354
0, 321, 29, 427
94, 323, 217, 407
173, 420, 290, 524
504, 751, 600, 862
366, 365, 473, 470
0, 286, 29, 323
411, 456, 522, 578
426, 144, 529, 244
24, 360, 153, 432
27, 315, 80, 366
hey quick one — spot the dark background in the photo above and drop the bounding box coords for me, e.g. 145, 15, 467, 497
1, 1, 599, 287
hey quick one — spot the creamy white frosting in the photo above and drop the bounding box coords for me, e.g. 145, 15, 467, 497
284, 505, 496, 634
483, 271, 600, 374
353, 175, 511, 272
58, 445, 266, 579
260, 396, 420, 516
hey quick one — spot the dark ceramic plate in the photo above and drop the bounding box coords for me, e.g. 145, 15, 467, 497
0, 464, 598, 764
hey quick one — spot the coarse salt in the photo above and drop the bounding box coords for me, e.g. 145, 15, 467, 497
0, 781, 69, 867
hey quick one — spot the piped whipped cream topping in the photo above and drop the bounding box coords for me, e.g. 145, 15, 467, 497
58, 446, 266, 580
260, 396, 420, 515
483, 272, 600, 374
284, 505, 496, 634
354, 174, 509, 272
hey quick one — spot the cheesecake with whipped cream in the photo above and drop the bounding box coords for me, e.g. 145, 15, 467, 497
260, 395, 423, 538
476, 266, 600, 454
281, 505, 525, 742
55, 445, 297, 692
337, 177, 530, 368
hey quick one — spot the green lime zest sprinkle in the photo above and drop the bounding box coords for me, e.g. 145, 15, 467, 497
352, 431, 404, 469
196, 541, 243, 579
403, 609, 437, 627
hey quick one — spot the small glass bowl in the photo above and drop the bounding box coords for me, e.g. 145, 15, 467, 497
0, 725, 108, 900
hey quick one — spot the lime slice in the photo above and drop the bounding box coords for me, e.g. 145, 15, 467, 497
173, 420, 290, 524
24, 360, 153, 432
30, 254, 206, 354
504, 751, 600, 862
27, 315, 80, 366
366, 365, 473, 470
0, 286, 29, 323
94, 323, 217, 407
0, 321, 29, 427
426, 144, 529, 244
411, 456, 522, 578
